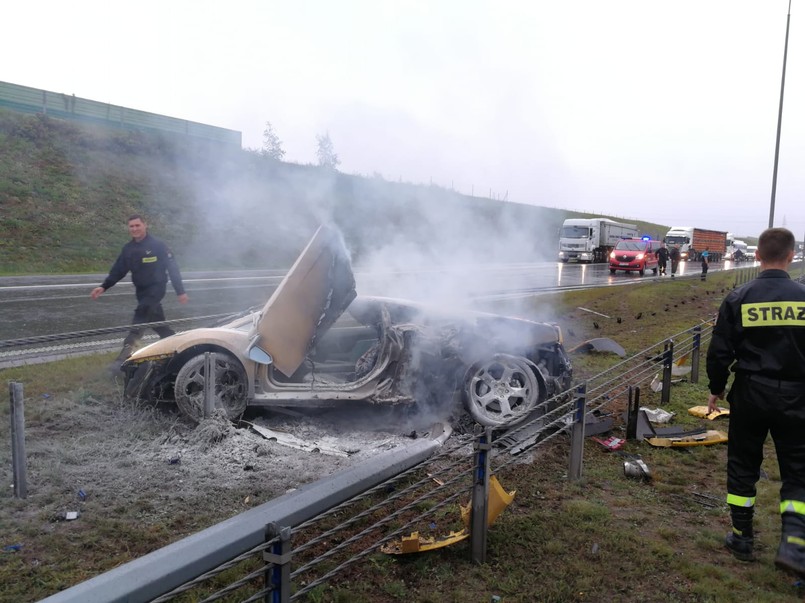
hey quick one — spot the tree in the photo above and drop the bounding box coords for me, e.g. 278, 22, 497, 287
316, 131, 340, 169
261, 122, 285, 160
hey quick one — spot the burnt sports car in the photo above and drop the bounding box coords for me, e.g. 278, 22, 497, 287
123, 225, 573, 427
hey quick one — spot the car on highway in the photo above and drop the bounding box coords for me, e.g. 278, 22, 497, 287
608, 238, 661, 276
123, 225, 574, 428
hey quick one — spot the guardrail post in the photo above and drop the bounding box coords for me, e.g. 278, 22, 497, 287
569, 383, 587, 481
203, 352, 215, 417
9, 382, 28, 499
661, 340, 674, 404
264, 523, 292, 603
691, 325, 701, 384
470, 427, 492, 564
625, 385, 639, 440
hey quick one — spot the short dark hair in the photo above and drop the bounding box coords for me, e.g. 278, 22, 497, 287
757, 227, 794, 263
127, 214, 145, 223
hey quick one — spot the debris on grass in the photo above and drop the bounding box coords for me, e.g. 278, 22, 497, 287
578, 307, 611, 319
568, 338, 626, 357
688, 405, 729, 420
640, 408, 675, 423
249, 423, 350, 458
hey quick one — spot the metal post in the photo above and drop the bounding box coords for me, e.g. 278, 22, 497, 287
768, 0, 792, 229
470, 427, 492, 564
9, 382, 28, 499
203, 352, 215, 417
691, 325, 701, 384
625, 386, 639, 440
661, 340, 674, 405
264, 523, 292, 603
568, 383, 587, 481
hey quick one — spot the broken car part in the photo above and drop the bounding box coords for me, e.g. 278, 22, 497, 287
688, 405, 730, 420
623, 458, 651, 480
568, 337, 626, 358
381, 475, 515, 555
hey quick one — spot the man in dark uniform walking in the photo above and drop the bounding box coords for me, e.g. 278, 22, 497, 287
706, 227, 805, 578
91, 214, 189, 366
655, 242, 670, 276
669, 244, 681, 277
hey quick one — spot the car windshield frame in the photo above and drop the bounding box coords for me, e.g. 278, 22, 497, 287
614, 240, 648, 252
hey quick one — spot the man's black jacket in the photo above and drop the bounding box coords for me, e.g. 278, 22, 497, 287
101, 233, 185, 298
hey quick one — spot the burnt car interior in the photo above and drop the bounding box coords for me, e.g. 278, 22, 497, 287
270, 318, 380, 384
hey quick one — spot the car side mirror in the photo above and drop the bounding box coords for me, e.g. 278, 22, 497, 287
247, 344, 273, 365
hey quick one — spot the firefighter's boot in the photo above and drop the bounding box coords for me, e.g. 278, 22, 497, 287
725, 505, 754, 561
775, 512, 805, 578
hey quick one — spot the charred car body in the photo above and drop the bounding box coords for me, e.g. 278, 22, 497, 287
123, 226, 573, 428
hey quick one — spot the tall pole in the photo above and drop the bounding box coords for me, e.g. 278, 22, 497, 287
769, 0, 792, 229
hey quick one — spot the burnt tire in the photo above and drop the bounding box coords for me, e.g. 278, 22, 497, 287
462, 354, 541, 427
174, 352, 248, 423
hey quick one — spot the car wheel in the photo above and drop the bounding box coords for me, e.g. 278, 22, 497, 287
463, 354, 541, 427
653, 266, 658, 275
639, 267, 645, 276
174, 352, 248, 422
610, 269, 616, 274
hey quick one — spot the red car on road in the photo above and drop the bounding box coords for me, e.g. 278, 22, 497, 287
609, 238, 661, 276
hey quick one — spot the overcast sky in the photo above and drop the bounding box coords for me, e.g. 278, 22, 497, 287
3, 1, 803, 239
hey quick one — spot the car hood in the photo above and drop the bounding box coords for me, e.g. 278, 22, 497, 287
348, 295, 562, 347
250, 225, 356, 377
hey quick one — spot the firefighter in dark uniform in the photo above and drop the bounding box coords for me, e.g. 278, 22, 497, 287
655, 242, 670, 275
669, 244, 681, 277
91, 214, 189, 366
706, 227, 805, 577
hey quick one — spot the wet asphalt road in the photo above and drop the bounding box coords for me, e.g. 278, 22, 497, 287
0, 260, 752, 342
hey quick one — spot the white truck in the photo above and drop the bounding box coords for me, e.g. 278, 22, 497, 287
729, 239, 748, 261
558, 218, 638, 264
664, 226, 728, 262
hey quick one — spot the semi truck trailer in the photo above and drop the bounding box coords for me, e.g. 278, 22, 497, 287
664, 226, 728, 262
558, 218, 638, 263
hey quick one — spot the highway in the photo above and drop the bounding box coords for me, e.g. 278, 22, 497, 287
0, 259, 753, 343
